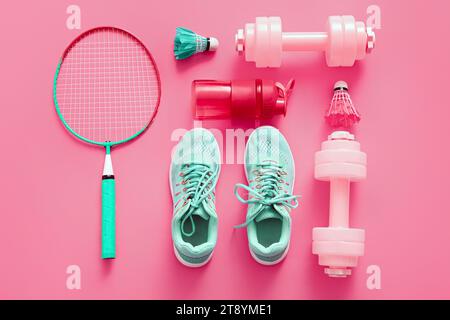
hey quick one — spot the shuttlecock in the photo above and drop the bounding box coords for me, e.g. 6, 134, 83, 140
174, 27, 219, 60
325, 81, 361, 128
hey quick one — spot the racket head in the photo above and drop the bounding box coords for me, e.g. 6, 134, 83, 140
53, 27, 161, 147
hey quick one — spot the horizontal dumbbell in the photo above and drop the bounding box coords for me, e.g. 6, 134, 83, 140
313, 131, 367, 278
235, 16, 375, 68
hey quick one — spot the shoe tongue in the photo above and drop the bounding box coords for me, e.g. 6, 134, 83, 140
255, 206, 282, 222
191, 205, 209, 220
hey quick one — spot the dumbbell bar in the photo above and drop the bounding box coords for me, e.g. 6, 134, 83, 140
313, 131, 367, 278
235, 16, 375, 68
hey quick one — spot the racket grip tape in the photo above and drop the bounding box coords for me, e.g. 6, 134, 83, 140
102, 177, 116, 259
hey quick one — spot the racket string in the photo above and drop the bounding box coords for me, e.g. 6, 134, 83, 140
56, 27, 159, 143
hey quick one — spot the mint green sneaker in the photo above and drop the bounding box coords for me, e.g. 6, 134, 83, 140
234, 126, 299, 265
170, 128, 221, 267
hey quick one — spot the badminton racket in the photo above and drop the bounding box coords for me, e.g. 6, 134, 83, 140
53, 27, 161, 259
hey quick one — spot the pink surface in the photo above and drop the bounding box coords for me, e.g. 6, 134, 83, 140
1, 0, 450, 299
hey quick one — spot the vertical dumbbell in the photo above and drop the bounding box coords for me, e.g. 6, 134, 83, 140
313, 131, 367, 277
235, 16, 375, 68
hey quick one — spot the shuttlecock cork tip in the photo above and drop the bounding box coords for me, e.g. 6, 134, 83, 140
334, 80, 348, 91
208, 37, 219, 51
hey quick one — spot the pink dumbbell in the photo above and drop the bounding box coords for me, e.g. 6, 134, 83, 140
313, 131, 367, 278
235, 16, 375, 68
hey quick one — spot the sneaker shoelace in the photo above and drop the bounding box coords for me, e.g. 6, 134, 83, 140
234, 163, 299, 228
176, 163, 218, 237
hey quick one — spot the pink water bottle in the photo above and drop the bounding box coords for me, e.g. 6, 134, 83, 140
192, 79, 295, 120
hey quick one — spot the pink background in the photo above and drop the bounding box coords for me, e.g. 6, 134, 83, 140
1, 0, 450, 300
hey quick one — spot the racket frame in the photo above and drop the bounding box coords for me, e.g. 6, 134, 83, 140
53, 26, 161, 259
53, 26, 161, 148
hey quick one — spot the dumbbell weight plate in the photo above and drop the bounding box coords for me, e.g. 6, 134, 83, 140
267, 16, 282, 67
255, 17, 270, 67
342, 15, 357, 66
313, 227, 365, 243
244, 23, 256, 62
326, 16, 344, 67
315, 162, 367, 181
355, 21, 368, 60
313, 239, 364, 257
315, 149, 367, 166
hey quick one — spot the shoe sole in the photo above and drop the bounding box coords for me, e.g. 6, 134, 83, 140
244, 126, 295, 266
169, 128, 221, 268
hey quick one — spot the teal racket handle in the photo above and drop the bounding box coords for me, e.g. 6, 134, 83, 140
102, 177, 116, 259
